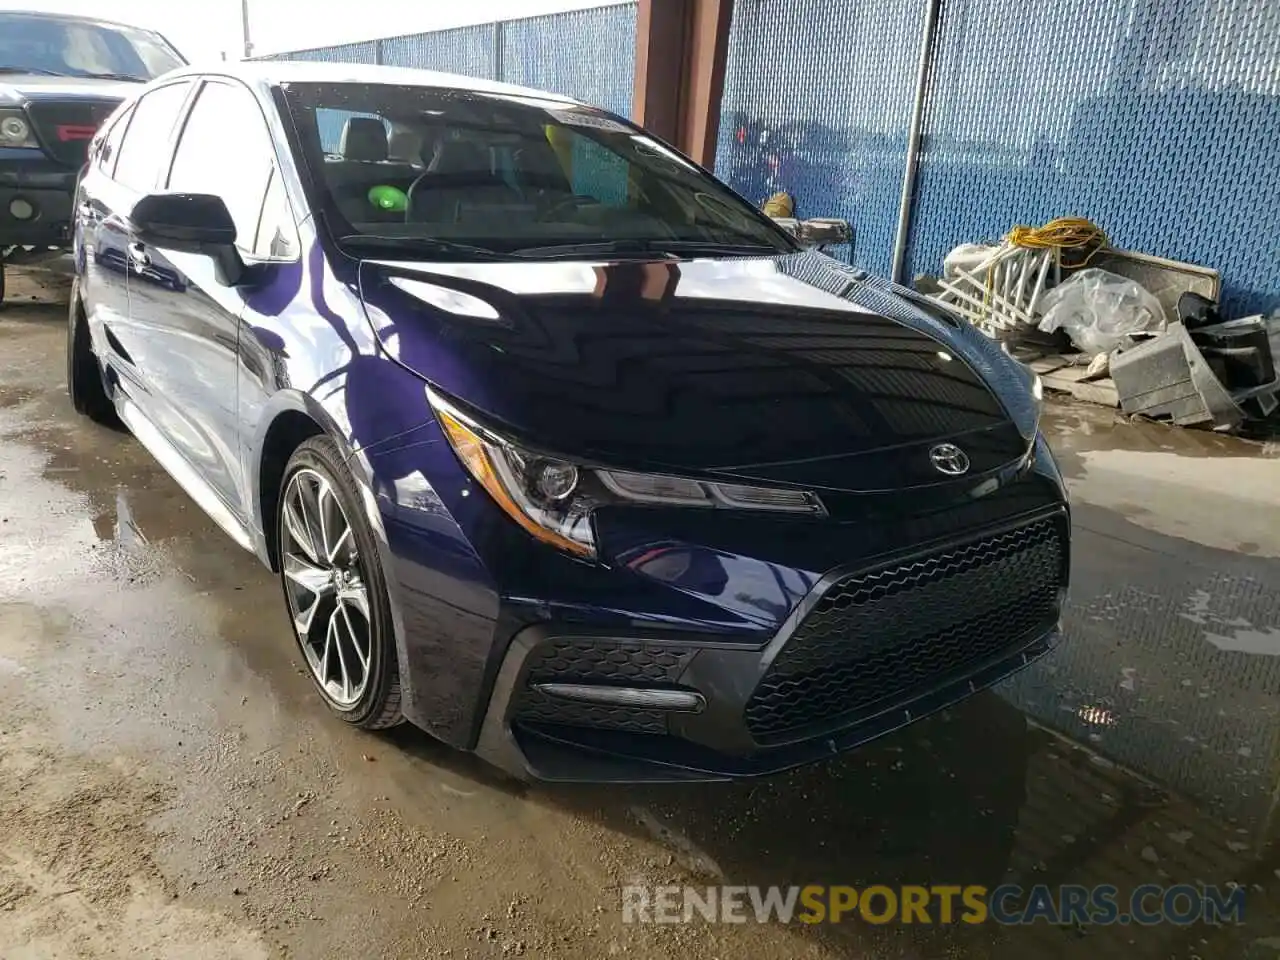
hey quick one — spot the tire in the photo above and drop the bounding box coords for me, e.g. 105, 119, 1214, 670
277, 436, 404, 729
66, 285, 121, 427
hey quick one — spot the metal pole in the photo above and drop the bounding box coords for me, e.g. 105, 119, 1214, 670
241, 0, 254, 59
492, 20, 505, 82
890, 0, 941, 283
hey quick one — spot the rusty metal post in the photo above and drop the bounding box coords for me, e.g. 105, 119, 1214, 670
632, 0, 734, 169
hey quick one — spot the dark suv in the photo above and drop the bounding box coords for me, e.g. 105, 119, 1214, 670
0, 10, 184, 304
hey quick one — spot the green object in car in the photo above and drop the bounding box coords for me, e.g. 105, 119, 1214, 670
368, 185, 407, 212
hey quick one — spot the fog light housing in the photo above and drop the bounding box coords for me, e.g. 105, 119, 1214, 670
533, 683, 706, 714
9, 197, 35, 221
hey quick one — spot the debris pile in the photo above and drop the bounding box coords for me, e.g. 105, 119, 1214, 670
916, 217, 1278, 432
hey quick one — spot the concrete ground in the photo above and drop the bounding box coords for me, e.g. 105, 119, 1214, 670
0, 270, 1277, 958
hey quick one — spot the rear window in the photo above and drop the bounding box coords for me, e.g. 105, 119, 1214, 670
0, 13, 184, 81
280, 81, 792, 258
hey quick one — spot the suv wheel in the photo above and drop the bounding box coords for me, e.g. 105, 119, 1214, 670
277, 436, 404, 729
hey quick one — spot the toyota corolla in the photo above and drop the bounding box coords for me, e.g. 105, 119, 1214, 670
68, 62, 1069, 782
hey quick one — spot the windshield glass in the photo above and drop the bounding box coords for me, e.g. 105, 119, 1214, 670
0, 13, 184, 81
280, 81, 796, 259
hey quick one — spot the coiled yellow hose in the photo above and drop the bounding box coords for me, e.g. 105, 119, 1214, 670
975, 217, 1110, 320
1007, 216, 1108, 260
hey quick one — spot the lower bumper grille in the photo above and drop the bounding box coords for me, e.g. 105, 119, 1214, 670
512, 637, 695, 735
745, 513, 1067, 743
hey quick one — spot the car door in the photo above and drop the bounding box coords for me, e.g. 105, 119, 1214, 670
127, 77, 284, 524
88, 79, 194, 406
75, 102, 133, 344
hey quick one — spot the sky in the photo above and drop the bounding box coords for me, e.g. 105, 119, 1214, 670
1, 0, 629, 63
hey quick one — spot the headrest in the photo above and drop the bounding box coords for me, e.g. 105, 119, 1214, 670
339, 117, 388, 162
386, 128, 420, 162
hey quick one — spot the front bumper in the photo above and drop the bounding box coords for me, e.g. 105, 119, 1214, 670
474, 505, 1069, 782
0, 155, 77, 249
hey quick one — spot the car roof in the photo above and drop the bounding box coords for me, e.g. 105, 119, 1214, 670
176, 59, 583, 107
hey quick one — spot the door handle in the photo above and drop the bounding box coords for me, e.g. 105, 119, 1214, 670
127, 242, 150, 268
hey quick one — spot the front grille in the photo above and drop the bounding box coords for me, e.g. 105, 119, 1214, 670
27, 100, 119, 167
512, 637, 695, 735
745, 513, 1066, 743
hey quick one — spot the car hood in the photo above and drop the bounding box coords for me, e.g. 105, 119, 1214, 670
357, 252, 1038, 494
0, 74, 135, 104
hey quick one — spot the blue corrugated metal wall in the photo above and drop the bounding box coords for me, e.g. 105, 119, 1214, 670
717, 0, 1280, 316
500, 6, 637, 117
380, 23, 496, 77
259, 1, 1279, 314
714, 0, 922, 278
261, 4, 636, 117
909, 0, 1280, 316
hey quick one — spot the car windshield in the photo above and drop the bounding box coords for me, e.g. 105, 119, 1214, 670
0, 13, 184, 82
280, 81, 796, 259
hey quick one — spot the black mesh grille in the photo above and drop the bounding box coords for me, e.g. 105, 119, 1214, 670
513, 638, 695, 735
745, 514, 1066, 743
513, 693, 669, 735
27, 101, 118, 167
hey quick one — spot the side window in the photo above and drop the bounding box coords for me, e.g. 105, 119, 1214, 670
97, 104, 133, 174
112, 82, 191, 192
317, 108, 388, 156
167, 81, 284, 254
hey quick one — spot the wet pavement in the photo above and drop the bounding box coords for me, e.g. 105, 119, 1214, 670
1, 271, 1278, 958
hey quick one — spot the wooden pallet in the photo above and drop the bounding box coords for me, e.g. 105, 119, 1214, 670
1028, 355, 1120, 408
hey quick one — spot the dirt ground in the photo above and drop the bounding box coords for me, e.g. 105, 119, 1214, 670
1, 268, 1278, 958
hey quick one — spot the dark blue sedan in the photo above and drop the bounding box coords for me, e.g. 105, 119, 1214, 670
68, 61, 1068, 782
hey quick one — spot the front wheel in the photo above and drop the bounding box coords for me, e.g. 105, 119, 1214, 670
277, 436, 404, 729
66, 285, 121, 427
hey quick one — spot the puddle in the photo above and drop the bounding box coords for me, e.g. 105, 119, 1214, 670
1182, 588, 1280, 656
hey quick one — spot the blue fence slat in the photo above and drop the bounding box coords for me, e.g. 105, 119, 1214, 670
499, 4, 637, 116
907, 0, 1280, 317
261, 0, 1280, 317
714, 0, 923, 278
379, 23, 496, 78
277, 39, 378, 64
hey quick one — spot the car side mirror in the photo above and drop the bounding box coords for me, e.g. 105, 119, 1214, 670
798, 217, 853, 247
131, 192, 246, 286
771, 216, 854, 249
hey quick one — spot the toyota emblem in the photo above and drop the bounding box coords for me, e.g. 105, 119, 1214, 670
929, 443, 970, 476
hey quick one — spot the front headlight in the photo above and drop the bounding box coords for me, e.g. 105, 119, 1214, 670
428, 389, 825, 559
0, 110, 38, 148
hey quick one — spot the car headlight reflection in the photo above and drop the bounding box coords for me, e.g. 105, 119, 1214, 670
428, 388, 825, 559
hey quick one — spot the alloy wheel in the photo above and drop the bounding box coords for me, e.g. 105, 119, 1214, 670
280, 467, 372, 707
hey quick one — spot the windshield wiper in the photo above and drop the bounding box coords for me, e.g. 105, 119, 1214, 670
511, 238, 783, 260
337, 234, 514, 261
73, 71, 147, 83
0, 67, 146, 81
0, 66, 69, 76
